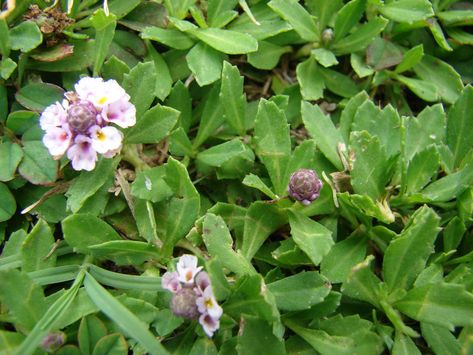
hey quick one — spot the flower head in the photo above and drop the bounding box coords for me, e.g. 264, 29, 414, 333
196, 286, 223, 319
288, 168, 323, 205
176, 254, 203, 285
171, 288, 200, 319
199, 313, 220, 338
39, 77, 136, 171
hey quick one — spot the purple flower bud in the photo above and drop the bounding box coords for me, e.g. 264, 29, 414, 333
288, 169, 323, 205
41, 332, 65, 353
171, 288, 200, 319
67, 100, 97, 133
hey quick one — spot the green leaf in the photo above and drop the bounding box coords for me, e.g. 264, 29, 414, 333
351, 53, 374, 78
288, 210, 334, 266
207, 0, 238, 28
241, 202, 287, 260
62, 214, 121, 254
379, 0, 434, 23
197, 139, 248, 167
392, 332, 421, 355
186, 42, 224, 86
166, 81, 192, 132
0, 183, 16, 222
15, 82, 64, 112
268, 272, 331, 311
334, 0, 367, 42
0, 269, 46, 331
254, 99, 291, 196
395, 44, 424, 74
443, 216, 465, 252
141, 27, 195, 50
447, 86, 473, 168
92, 333, 128, 355
339, 91, 369, 143
220, 61, 247, 135
188, 28, 258, 54
88, 265, 161, 292
321, 233, 368, 283
406, 146, 440, 193
0, 57, 16, 80
242, 173, 277, 200
306, 0, 343, 31
169, 127, 194, 157
332, 17, 388, 55
131, 166, 173, 203
66, 157, 116, 213
236, 315, 286, 355
395, 283, 473, 329
83, 273, 168, 355
311, 48, 338, 68
296, 56, 325, 101
437, 10, 473, 26
9, 21, 42, 52
202, 213, 255, 276
320, 67, 360, 98
350, 131, 396, 200
91, 9, 117, 76
427, 18, 453, 52
5, 110, 38, 135
189, 337, 218, 355
144, 44, 172, 101
366, 37, 404, 70
88, 240, 161, 264
396, 74, 439, 102
21, 219, 56, 272
0, 18, 11, 57
268, 0, 319, 42
383, 206, 440, 292
18, 141, 58, 185
413, 55, 463, 104
301, 101, 343, 170
78, 315, 108, 355
125, 104, 179, 144
247, 41, 291, 70
122, 61, 157, 119
421, 322, 461, 355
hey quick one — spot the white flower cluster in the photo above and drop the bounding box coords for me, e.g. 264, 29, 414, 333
162, 255, 223, 337
39, 77, 136, 171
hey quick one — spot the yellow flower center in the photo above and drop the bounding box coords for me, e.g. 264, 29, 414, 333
98, 96, 107, 105
96, 131, 106, 141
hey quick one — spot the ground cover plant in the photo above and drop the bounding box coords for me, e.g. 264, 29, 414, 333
0, 0, 473, 353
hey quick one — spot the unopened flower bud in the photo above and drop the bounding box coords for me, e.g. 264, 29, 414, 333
67, 101, 97, 133
288, 169, 323, 205
171, 288, 200, 319
322, 28, 334, 45
41, 332, 65, 353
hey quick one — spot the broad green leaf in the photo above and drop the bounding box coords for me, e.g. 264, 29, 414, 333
242, 174, 277, 200
267, 272, 331, 311
169, 127, 194, 157
0, 183, 15, 222
321, 233, 368, 283
197, 139, 248, 167
78, 315, 108, 355
92, 333, 128, 355
21, 219, 56, 272
153, 309, 184, 337
241, 202, 287, 260
268, 0, 319, 42
334, 0, 367, 41
288, 210, 334, 266
83, 273, 168, 355
133, 198, 159, 244
395, 44, 424, 74
0, 58, 16, 80
413, 55, 463, 104
220, 61, 247, 135
366, 37, 404, 70
302, 101, 343, 170
247, 41, 291, 70
0, 331, 24, 354
207, 0, 238, 28
406, 146, 440, 193
102, 56, 130, 83
350, 131, 396, 200
186, 42, 224, 86
395, 282, 473, 329
202, 213, 255, 276
9, 21, 42, 52
296, 57, 325, 101
131, 166, 173, 203
396, 74, 439, 102
311, 48, 338, 67
392, 332, 421, 355
383, 206, 440, 292
254, 99, 291, 196
320, 67, 360, 98
122, 61, 157, 119
66, 158, 116, 213
15, 83, 64, 112
18, 141, 58, 185
351, 52, 374, 78
188, 28, 258, 54
5, 110, 38, 135
446, 86, 473, 168
421, 322, 461, 355
341, 255, 382, 308
91, 9, 117, 76
189, 337, 217, 355
332, 17, 388, 55
125, 104, 179, 144
236, 315, 286, 355
62, 214, 121, 254
379, 0, 434, 23
141, 27, 194, 50
339, 91, 369, 143
0, 269, 46, 331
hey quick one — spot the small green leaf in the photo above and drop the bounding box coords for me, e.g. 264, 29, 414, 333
141, 27, 195, 50
406, 146, 440, 193
0, 142, 22, 182
30, 43, 74, 63
15, 83, 64, 112
311, 48, 338, 67
242, 174, 277, 200
122, 61, 157, 119
188, 28, 258, 54
379, 0, 434, 23
145, 42, 173, 101
334, 0, 367, 42
92, 333, 128, 355
186, 42, 224, 86
21, 219, 56, 272
236, 315, 286, 355
220, 61, 247, 135
268, 0, 319, 42
131, 166, 173, 203
207, 0, 238, 28
437, 9, 473, 26
383, 206, 440, 292
0, 183, 15, 223
189, 337, 218, 355
320, 67, 360, 98
193, 84, 225, 148
339, 91, 369, 143
91, 9, 117, 76
443, 216, 466, 252
421, 322, 461, 355
18, 142, 58, 185
197, 139, 248, 167
426, 18, 453, 52
296, 56, 325, 101
247, 41, 291, 70
78, 315, 108, 355
9, 21, 42, 52
125, 104, 179, 144
0, 18, 11, 57
395, 44, 424, 74
392, 332, 422, 355
0, 57, 17, 80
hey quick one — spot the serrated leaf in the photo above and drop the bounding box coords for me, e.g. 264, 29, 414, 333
220, 61, 246, 134
296, 56, 325, 101
339, 91, 369, 143
125, 104, 179, 144
254, 99, 291, 196
186, 42, 224, 86
379, 0, 434, 23
188, 28, 258, 54
383, 206, 440, 292
122, 61, 157, 119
